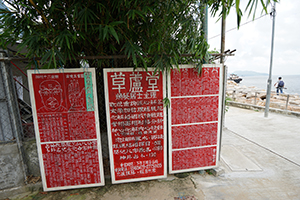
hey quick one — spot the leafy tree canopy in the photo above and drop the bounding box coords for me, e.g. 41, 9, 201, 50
0, 0, 278, 72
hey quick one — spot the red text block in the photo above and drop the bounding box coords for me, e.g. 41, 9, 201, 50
28, 69, 104, 191
169, 65, 222, 173
104, 69, 166, 183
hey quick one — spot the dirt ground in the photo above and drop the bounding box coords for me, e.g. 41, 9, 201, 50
6, 173, 206, 200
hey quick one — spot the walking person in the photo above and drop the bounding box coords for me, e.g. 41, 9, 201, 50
274, 77, 284, 95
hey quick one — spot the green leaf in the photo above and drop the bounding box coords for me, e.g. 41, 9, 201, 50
197, 63, 203, 76
235, 0, 240, 17
163, 97, 170, 108
103, 26, 108, 40
109, 26, 119, 43
110, 21, 125, 26
0, 0, 274, 70
237, 8, 243, 28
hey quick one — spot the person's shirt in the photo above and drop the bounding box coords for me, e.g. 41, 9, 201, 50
275, 80, 284, 88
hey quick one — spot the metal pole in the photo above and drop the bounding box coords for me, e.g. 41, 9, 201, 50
264, 1, 276, 118
204, 5, 208, 41
233, 90, 236, 101
285, 94, 290, 110
200, 3, 208, 64
218, 4, 226, 161
220, 6, 226, 64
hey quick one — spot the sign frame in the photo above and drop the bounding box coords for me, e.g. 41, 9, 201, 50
104, 67, 167, 184
168, 64, 223, 174
28, 68, 105, 191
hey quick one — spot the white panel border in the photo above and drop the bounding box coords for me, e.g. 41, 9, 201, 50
103, 67, 167, 184
27, 68, 105, 191
168, 64, 224, 174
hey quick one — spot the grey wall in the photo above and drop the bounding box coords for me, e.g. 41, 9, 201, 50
23, 140, 40, 177
0, 143, 25, 190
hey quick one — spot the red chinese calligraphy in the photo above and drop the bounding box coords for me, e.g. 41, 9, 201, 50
104, 68, 166, 184
28, 69, 104, 191
169, 65, 222, 173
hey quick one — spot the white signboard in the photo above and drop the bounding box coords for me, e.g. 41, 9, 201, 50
28, 68, 105, 191
104, 68, 167, 184
168, 64, 223, 174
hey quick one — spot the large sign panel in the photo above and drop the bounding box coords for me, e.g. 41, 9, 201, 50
28, 68, 105, 191
168, 64, 223, 173
104, 68, 167, 184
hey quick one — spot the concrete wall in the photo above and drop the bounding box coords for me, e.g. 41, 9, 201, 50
0, 143, 25, 190
23, 140, 40, 177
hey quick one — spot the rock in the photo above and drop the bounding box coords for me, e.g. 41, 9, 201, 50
226, 90, 234, 96
209, 167, 225, 177
289, 95, 298, 99
227, 80, 239, 86
291, 106, 300, 112
226, 80, 300, 113
257, 101, 265, 107
198, 170, 206, 175
289, 100, 300, 106
273, 95, 287, 101
260, 94, 267, 100
253, 97, 261, 105
287, 105, 300, 111
269, 102, 284, 109
174, 173, 190, 178
246, 92, 257, 99
281, 93, 289, 97
238, 99, 253, 104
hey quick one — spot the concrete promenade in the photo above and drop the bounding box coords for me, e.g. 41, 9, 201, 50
204, 106, 300, 199
3, 106, 300, 200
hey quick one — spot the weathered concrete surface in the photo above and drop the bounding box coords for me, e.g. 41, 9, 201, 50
193, 129, 300, 199
221, 144, 262, 171
194, 106, 300, 199
23, 140, 40, 177
3, 106, 300, 199
0, 143, 25, 190
225, 106, 300, 166
228, 101, 300, 118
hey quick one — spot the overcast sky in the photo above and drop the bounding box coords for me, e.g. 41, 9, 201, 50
208, 0, 300, 76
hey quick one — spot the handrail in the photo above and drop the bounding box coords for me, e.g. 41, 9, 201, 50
13, 77, 29, 92
227, 89, 300, 112
10, 61, 27, 77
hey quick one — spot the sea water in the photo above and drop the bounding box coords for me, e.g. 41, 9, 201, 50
238, 75, 300, 95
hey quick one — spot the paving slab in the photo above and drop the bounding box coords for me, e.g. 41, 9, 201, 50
192, 127, 300, 200
224, 106, 300, 166
221, 144, 262, 172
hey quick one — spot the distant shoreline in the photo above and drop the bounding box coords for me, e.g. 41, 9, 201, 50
229, 73, 300, 77
233, 75, 300, 95
226, 80, 300, 113
230, 71, 268, 77
236, 75, 300, 77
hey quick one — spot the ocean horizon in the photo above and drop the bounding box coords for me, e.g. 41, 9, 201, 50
236, 74, 300, 95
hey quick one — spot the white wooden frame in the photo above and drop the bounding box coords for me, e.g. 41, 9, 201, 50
28, 68, 105, 191
104, 68, 167, 184
168, 64, 223, 174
